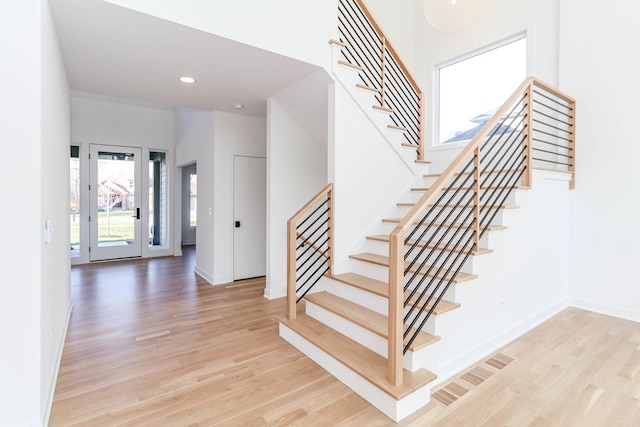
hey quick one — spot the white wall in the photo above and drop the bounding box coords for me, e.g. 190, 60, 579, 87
0, 1, 70, 426
417, 0, 560, 170
0, 3, 43, 426
104, 0, 338, 70
212, 112, 267, 284
559, 0, 640, 322
175, 109, 215, 278
435, 171, 571, 379
40, 0, 72, 424
266, 98, 328, 298
71, 92, 175, 150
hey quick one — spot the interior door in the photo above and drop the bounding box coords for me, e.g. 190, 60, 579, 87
233, 156, 266, 280
89, 145, 142, 261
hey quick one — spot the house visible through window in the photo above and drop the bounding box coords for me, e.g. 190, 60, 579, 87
437, 37, 526, 145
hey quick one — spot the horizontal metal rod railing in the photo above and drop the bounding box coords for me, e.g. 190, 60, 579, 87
287, 184, 334, 320
387, 77, 576, 386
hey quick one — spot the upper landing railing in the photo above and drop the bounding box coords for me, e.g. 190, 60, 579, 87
334, 0, 424, 161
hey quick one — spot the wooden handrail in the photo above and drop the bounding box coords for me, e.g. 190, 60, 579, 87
532, 79, 576, 105
287, 183, 334, 320
386, 76, 576, 385
288, 184, 334, 223
354, 0, 421, 95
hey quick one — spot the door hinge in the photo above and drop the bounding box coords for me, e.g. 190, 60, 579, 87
89, 246, 91, 253
89, 216, 91, 222
89, 184, 91, 190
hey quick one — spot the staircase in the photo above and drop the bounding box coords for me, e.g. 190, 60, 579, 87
278, 0, 576, 422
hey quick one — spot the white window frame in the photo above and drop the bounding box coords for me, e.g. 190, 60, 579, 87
433, 33, 528, 151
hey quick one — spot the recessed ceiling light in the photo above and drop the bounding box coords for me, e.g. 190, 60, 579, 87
233, 103, 244, 109
179, 76, 196, 84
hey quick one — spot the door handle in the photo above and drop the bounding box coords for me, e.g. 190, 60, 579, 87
132, 208, 140, 220
235, 221, 241, 228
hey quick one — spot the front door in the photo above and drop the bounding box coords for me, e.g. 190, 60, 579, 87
89, 145, 142, 261
233, 156, 266, 280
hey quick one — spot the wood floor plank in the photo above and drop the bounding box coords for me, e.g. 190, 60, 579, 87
50, 248, 640, 426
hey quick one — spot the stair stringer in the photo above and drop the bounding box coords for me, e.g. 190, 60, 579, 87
309, 170, 571, 385
330, 80, 428, 276
330, 43, 422, 171
418, 169, 572, 382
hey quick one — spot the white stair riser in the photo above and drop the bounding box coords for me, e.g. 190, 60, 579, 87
324, 279, 389, 315
306, 301, 440, 373
306, 301, 388, 358
279, 322, 433, 422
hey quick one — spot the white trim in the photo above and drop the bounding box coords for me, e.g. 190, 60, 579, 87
570, 298, 640, 324
434, 298, 568, 386
263, 287, 286, 300
194, 265, 214, 284
42, 303, 73, 427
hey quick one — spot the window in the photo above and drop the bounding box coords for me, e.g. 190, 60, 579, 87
70, 145, 80, 256
149, 151, 167, 247
437, 37, 526, 145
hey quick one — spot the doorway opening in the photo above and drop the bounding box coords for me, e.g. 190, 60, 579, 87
181, 163, 197, 246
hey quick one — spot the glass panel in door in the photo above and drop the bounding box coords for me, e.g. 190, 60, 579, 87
90, 145, 142, 261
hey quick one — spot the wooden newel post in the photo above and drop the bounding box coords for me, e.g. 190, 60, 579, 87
327, 185, 335, 275
388, 230, 404, 386
286, 218, 297, 320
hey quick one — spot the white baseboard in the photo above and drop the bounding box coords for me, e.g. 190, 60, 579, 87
570, 298, 640, 324
42, 302, 73, 427
194, 265, 214, 284
263, 287, 286, 299
435, 299, 569, 385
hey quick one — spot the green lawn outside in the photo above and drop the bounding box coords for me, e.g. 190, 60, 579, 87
70, 210, 137, 245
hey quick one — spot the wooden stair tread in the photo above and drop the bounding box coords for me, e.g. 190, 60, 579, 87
338, 59, 363, 71
304, 292, 440, 352
328, 38, 346, 47
372, 105, 393, 113
349, 253, 477, 284
366, 235, 493, 255
404, 292, 461, 314
356, 83, 379, 93
326, 272, 388, 297
381, 218, 507, 232
423, 168, 525, 179
278, 313, 437, 399
397, 202, 519, 209
402, 143, 418, 149
388, 124, 408, 132
415, 160, 432, 165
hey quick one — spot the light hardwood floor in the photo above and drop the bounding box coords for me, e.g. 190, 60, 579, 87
50, 248, 640, 426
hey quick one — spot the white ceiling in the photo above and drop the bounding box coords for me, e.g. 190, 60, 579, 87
49, 0, 321, 117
